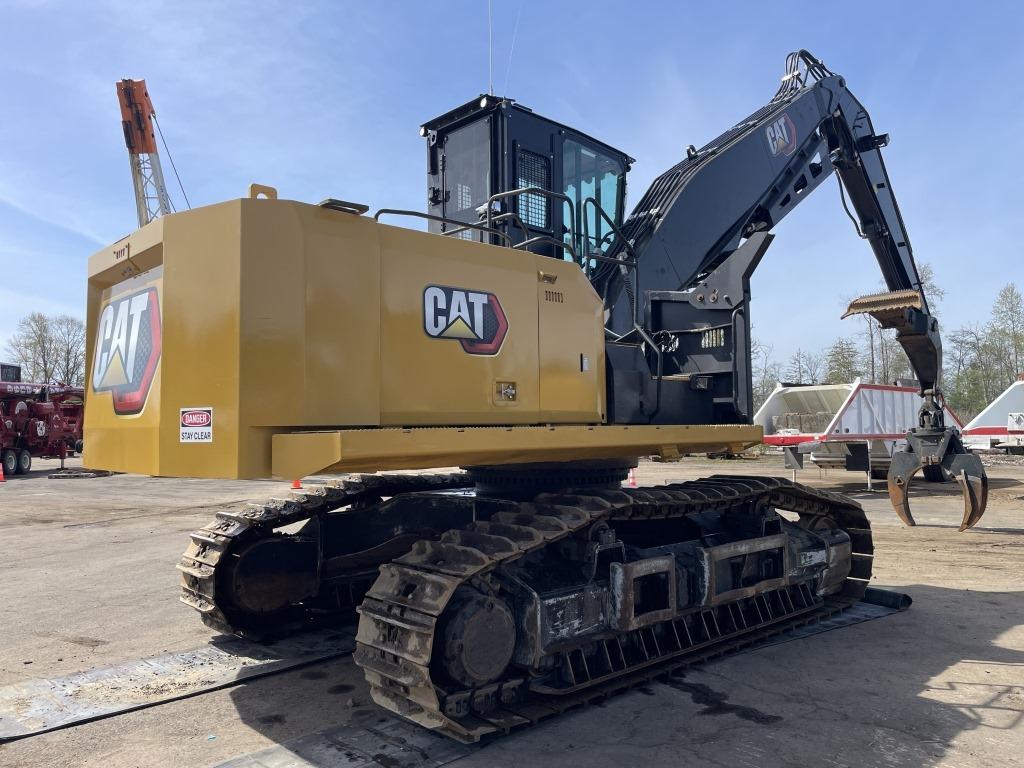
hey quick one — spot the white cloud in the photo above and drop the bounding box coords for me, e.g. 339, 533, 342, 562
0, 184, 109, 247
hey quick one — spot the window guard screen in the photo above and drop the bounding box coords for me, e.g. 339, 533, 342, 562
516, 149, 551, 230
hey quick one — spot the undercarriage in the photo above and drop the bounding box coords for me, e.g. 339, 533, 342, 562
179, 467, 872, 742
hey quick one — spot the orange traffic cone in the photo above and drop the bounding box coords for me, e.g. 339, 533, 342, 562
0, 460, 5, 483
291, 478, 302, 490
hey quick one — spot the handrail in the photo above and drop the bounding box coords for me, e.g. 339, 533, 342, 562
582, 196, 638, 267
484, 187, 579, 258
513, 235, 578, 263
489, 211, 531, 237
731, 306, 744, 419
488, 211, 578, 261
373, 208, 513, 245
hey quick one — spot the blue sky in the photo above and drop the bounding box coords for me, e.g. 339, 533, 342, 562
1, 0, 1021, 363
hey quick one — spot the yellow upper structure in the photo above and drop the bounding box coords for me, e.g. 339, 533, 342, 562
84, 191, 760, 479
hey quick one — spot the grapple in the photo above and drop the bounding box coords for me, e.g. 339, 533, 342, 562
887, 424, 988, 531
844, 290, 988, 531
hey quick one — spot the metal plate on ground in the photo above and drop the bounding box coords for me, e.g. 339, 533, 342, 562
0, 627, 355, 742
755, 599, 900, 649
47, 468, 113, 479
216, 716, 473, 768
214, 594, 907, 768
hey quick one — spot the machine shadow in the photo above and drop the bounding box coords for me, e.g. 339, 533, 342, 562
815, 473, 1022, 497
224, 583, 1023, 768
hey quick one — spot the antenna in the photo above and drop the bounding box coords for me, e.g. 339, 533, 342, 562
504, 0, 524, 93
487, 0, 493, 95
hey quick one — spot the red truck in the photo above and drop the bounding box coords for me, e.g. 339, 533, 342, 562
0, 363, 84, 476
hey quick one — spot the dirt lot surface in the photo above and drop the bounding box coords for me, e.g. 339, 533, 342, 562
0, 455, 1020, 768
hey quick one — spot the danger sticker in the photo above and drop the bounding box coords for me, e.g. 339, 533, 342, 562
180, 407, 213, 443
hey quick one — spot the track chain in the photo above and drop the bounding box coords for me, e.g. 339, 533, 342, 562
354, 475, 873, 742
177, 472, 473, 635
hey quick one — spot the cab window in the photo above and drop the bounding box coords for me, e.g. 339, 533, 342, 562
562, 139, 624, 259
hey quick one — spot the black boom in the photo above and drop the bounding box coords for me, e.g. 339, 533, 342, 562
599, 50, 941, 426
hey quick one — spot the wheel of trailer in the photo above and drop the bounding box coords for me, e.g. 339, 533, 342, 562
434, 588, 516, 688
2, 450, 17, 477
16, 449, 32, 475
922, 464, 945, 483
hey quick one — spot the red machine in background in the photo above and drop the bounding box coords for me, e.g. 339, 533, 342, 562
0, 363, 84, 476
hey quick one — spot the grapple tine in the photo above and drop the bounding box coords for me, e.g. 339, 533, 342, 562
955, 473, 981, 532
886, 451, 921, 527
970, 475, 989, 529
948, 453, 989, 531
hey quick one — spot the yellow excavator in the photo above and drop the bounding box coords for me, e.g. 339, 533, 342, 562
84, 51, 986, 741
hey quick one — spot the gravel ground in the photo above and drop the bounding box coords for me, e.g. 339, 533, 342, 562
0, 455, 1020, 768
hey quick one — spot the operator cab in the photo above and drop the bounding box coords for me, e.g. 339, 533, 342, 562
421, 96, 633, 263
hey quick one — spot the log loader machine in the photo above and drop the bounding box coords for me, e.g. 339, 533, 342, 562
83, 51, 987, 741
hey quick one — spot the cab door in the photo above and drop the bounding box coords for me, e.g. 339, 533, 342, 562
505, 109, 558, 252
427, 117, 493, 236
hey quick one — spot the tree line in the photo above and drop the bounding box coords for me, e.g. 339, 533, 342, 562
3, 312, 86, 386
753, 267, 1024, 422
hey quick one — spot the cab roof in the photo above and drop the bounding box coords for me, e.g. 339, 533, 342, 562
421, 95, 634, 168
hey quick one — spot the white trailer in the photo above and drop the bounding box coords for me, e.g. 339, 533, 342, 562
1007, 412, 1024, 453
754, 379, 964, 481
962, 376, 1024, 452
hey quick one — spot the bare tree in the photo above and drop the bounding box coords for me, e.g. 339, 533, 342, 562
916, 262, 945, 305
4, 312, 86, 385
855, 261, 944, 385
861, 314, 878, 382
5, 313, 56, 382
751, 337, 782, 413
944, 323, 1005, 421
805, 351, 823, 383
785, 348, 822, 384
51, 315, 86, 386
878, 333, 912, 384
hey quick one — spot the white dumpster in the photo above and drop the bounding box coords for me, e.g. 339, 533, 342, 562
962, 376, 1024, 452
754, 378, 963, 477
